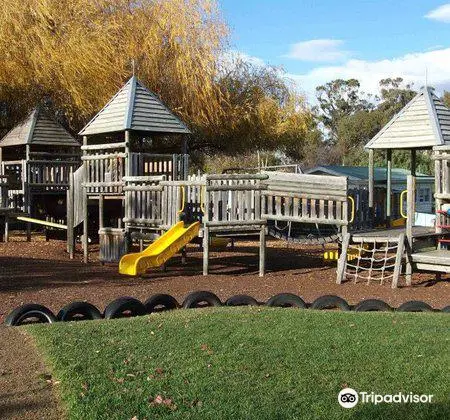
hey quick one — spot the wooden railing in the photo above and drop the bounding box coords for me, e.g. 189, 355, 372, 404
203, 174, 267, 231
130, 153, 188, 180
82, 143, 127, 194
82, 144, 188, 195
27, 160, 79, 188
123, 176, 165, 227
261, 172, 349, 232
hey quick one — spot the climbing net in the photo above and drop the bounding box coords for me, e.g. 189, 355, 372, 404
343, 240, 401, 285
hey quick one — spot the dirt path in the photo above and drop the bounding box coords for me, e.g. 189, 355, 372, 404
0, 326, 64, 420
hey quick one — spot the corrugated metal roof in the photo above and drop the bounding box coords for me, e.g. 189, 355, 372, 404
306, 166, 432, 182
0, 108, 79, 147
365, 87, 450, 150
79, 76, 191, 136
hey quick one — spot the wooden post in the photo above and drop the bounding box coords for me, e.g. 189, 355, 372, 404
368, 149, 374, 227
203, 226, 209, 275
405, 175, 416, 286
392, 233, 405, 289
336, 233, 350, 284
259, 225, 266, 277
4, 214, 9, 243
203, 183, 209, 275
386, 149, 392, 227
25, 145, 31, 241
99, 194, 104, 229
82, 136, 89, 263
66, 172, 74, 258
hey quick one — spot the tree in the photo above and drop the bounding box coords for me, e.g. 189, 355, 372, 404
0, 0, 315, 165
336, 110, 385, 165
193, 60, 315, 161
377, 78, 416, 115
315, 79, 373, 145
443, 91, 450, 109
0, 0, 227, 132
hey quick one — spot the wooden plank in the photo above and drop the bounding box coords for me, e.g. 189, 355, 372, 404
206, 173, 269, 181
81, 142, 127, 151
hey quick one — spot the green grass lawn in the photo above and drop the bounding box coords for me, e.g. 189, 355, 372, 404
27, 308, 449, 420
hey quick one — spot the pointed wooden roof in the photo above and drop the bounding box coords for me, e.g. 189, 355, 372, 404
365, 87, 450, 150
79, 76, 191, 136
0, 107, 79, 148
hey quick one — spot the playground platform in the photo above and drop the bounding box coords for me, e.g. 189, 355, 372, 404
352, 226, 439, 242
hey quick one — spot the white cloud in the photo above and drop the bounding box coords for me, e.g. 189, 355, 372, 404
220, 49, 265, 70
283, 39, 349, 62
425, 3, 450, 23
287, 47, 450, 101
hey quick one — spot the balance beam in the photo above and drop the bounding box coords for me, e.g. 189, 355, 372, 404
16, 216, 67, 230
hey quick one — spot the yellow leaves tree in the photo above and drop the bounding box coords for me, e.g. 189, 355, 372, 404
0, 0, 227, 128
0, 0, 315, 163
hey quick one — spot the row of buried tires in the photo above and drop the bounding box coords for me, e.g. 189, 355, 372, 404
5, 291, 450, 326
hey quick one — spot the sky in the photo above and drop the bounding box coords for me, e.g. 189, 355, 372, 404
219, 0, 450, 102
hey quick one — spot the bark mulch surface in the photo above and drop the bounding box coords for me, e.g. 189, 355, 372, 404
0, 233, 449, 321
0, 326, 64, 420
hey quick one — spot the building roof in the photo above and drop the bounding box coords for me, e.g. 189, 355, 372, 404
79, 76, 191, 136
0, 107, 79, 148
306, 165, 433, 183
365, 87, 450, 150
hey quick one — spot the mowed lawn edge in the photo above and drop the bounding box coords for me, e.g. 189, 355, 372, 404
26, 308, 449, 420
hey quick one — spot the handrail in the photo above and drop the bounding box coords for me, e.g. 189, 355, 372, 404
400, 189, 407, 218
347, 195, 355, 224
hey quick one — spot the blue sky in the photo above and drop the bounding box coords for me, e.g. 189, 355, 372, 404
219, 0, 450, 101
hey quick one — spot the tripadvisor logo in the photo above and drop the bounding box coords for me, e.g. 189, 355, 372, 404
338, 388, 434, 408
338, 388, 359, 408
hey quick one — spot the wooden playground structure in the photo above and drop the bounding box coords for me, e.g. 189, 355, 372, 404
1, 79, 450, 288
0, 107, 80, 240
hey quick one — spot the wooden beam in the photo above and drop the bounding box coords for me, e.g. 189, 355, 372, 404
368, 149, 374, 227
386, 149, 392, 227
203, 226, 209, 275
336, 233, 350, 284
405, 175, 416, 286
259, 226, 266, 277
392, 233, 405, 289
411, 149, 416, 176
82, 135, 89, 263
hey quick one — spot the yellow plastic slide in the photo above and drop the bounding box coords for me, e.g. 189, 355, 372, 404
119, 221, 200, 276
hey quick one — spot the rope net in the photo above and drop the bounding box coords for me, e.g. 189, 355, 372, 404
343, 240, 401, 285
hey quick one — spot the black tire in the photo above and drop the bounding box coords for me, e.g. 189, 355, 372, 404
310, 295, 351, 311
144, 294, 179, 314
225, 294, 259, 306
265, 293, 307, 309
397, 301, 433, 312
103, 297, 146, 319
57, 301, 102, 321
4, 304, 57, 326
182, 291, 222, 309
354, 299, 392, 312
441, 305, 450, 313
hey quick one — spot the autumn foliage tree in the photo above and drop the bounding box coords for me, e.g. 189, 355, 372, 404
0, 0, 313, 165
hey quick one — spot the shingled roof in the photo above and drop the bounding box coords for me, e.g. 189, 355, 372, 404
79, 76, 191, 136
365, 87, 450, 150
0, 107, 79, 148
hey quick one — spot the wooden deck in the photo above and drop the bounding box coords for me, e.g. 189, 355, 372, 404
412, 249, 450, 273
351, 226, 438, 242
